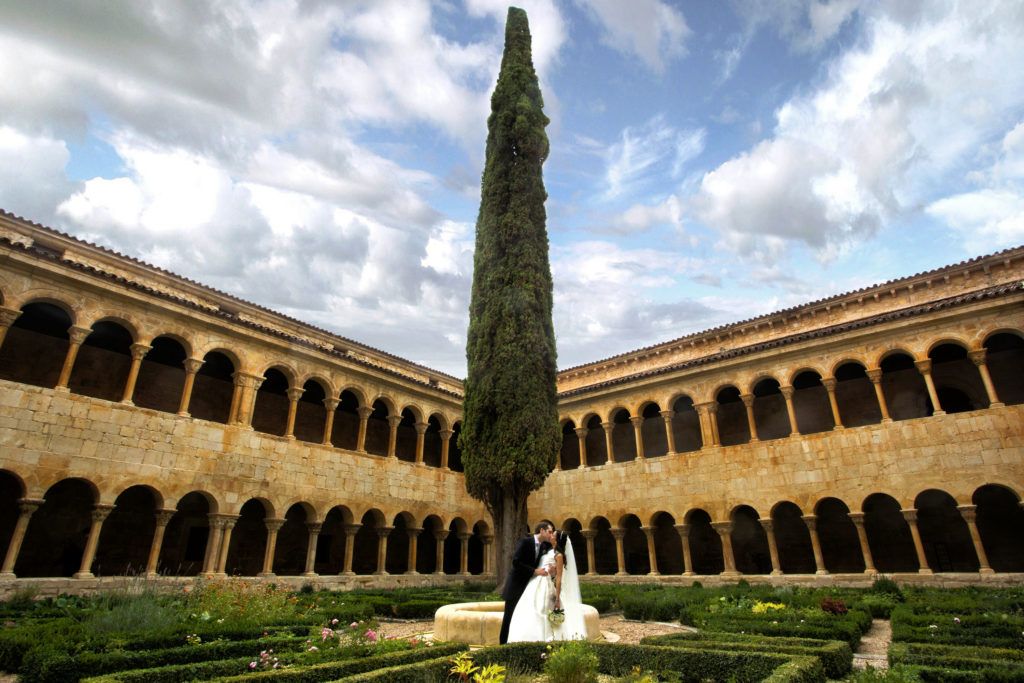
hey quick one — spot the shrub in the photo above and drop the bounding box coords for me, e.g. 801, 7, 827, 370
856, 593, 899, 618
847, 664, 922, 682
870, 577, 904, 601
819, 597, 848, 616
544, 640, 599, 683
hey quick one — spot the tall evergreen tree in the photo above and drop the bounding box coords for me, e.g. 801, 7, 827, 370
460, 6, 560, 587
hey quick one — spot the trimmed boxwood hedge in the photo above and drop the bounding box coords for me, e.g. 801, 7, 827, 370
326, 655, 454, 682
890, 642, 1024, 671
687, 613, 866, 649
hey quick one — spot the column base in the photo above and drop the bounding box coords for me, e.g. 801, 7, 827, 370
863, 569, 879, 576
373, 571, 389, 576
72, 571, 95, 579
832, 425, 844, 431
120, 399, 134, 406
54, 386, 70, 393
286, 435, 296, 441
0, 572, 16, 580
615, 571, 628, 577
648, 571, 660, 577
145, 571, 159, 579
815, 569, 830, 576
586, 572, 597, 576
770, 570, 783, 576
932, 411, 946, 417
407, 570, 419, 575
991, 402, 1005, 408
979, 567, 995, 575
302, 572, 319, 578
683, 571, 695, 577
917, 568, 934, 575
719, 571, 741, 578
257, 572, 276, 578
881, 418, 893, 423
341, 570, 355, 576
177, 411, 191, 417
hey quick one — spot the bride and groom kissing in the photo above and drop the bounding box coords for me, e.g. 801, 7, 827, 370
499, 520, 587, 644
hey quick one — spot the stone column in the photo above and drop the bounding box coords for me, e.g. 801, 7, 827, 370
304, 522, 322, 577
202, 514, 224, 576
740, 394, 759, 442
375, 527, 393, 575
708, 403, 721, 446
216, 515, 238, 577
969, 350, 1004, 407
243, 374, 265, 428
914, 359, 945, 416
74, 503, 115, 579
695, 402, 715, 447
711, 521, 739, 576
55, 325, 92, 391
284, 387, 304, 439
356, 407, 372, 452
259, 518, 285, 577
386, 415, 401, 458
120, 343, 151, 404
957, 505, 994, 574
227, 373, 245, 424
630, 416, 646, 459
760, 519, 782, 576
601, 421, 615, 463
457, 532, 471, 576
414, 421, 428, 465
177, 358, 204, 416
481, 535, 494, 574
675, 524, 694, 576
574, 427, 588, 468
581, 529, 597, 575
0, 306, 22, 351
866, 369, 892, 423
847, 513, 878, 576
641, 526, 659, 575
406, 527, 422, 574
801, 515, 828, 575
440, 429, 453, 469
321, 398, 339, 446
0, 498, 44, 577
342, 523, 360, 575
822, 378, 844, 429
611, 527, 627, 576
144, 509, 177, 577
433, 529, 449, 575
901, 509, 933, 574
660, 410, 677, 454
780, 386, 799, 435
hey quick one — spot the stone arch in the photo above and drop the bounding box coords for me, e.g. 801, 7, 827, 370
225, 498, 272, 576
363, 399, 392, 457
879, 350, 932, 420
17, 477, 99, 577
273, 501, 316, 576
973, 484, 1024, 571
386, 511, 415, 574
68, 320, 135, 401
650, 511, 683, 575
94, 484, 162, 576
670, 394, 702, 453
983, 332, 1024, 405
862, 492, 917, 572
791, 369, 834, 434
770, 501, 815, 574
639, 402, 668, 458
395, 407, 419, 463
352, 508, 385, 574
751, 377, 789, 441
0, 301, 72, 388
609, 408, 636, 463
317, 504, 355, 575
833, 360, 882, 427
560, 517, 587, 575
929, 343, 988, 413
730, 505, 771, 574
684, 508, 722, 575
158, 491, 216, 576
133, 335, 188, 414
715, 385, 749, 446
914, 489, 978, 572
330, 389, 362, 450
814, 497, 864, 573
190, 350, 236, 424
468, 520, 488, 575
444, 517, 469, 574
82, 312, 141, 342
423, 413, 445, 467
251, 367, 292, 437
449, 421, 464, 471
293, 378, 330, 443
559, 419, 580, 470
588, 516, 616, 575
618, 513, 647, 574
417, 514, 445, 574
0, 470, 26, 575
583, 414, 607, 466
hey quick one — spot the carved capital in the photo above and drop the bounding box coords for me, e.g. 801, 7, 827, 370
264, 518, 286, 533
154, 508, 177, 526
386, 415, 402, 428
759, 519, 774, 533
674, 523, 690, 538
847, 512, 866, 526
580, 529, 597, 541
640, 525, 656, 538
968, 349, 988, 367
183, 358, 205, 374
219, 514, 240, 531
956, 504, 977, 522
710, 521, 733, 536
0, 306, 22, 328
414, 421, 428, 435
601, 421, 614, 432
609, 528, 626, 541
574, 427, 589, 438
629, 416, 644, 427
780, 386, 794, 400
433, 529, 450, 542
357, 406, 373, 420
343, 523, 362, 536
17, 498, 45, 515
901, 509, 918, 523
406, 526, 422, 538
801, 514, 818, 531
68, 325, 92, 345
376, 526, 394, 538
480, 534, 494, 545
659, 410, 675, 420
286, 387, 305, 402
913, 359, 932, 375
306, 522, 323, 535
92, 503, 116, 523
822, 378, 837, 391
740, 394, 754, 408
456, 532, 472, 542
323, 397, 340, 411
129, 343, 151, 360
866, 368, 883, 383
440, 428, 454, 440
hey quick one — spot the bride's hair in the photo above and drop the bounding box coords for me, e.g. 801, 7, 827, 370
553, 530, 568, 555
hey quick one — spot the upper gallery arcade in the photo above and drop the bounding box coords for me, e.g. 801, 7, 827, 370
0, 209, 1021, 585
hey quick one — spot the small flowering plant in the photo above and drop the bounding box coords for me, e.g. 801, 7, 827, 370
248, 649, 280, 671
548, 606, 566, 626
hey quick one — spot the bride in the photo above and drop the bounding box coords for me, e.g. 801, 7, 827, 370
507, 530, 587, 642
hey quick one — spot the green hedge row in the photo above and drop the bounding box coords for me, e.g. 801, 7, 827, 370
889, 641, 1024, 680
326, 655, 454, 682
891, 621, 1024, 649
639, 631, 852, 679
686, 613, 867, 648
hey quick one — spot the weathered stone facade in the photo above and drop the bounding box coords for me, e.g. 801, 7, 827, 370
0, 209, 1021, 593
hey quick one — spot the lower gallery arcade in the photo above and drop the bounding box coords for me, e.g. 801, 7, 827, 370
0, 213, 1022, 589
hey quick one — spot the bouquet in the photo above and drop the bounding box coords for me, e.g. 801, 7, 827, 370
547, 607, 565, 627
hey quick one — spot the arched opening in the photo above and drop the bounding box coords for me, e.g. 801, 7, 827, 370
94, 485, 159, 576
469, 521, 487, 575
651, 512, 683, 574
974, 484, 1024, 571
686, 509, 723, 575
274, 503, 312, 576
419, 515, 444, 573
561, 518, 586, 575
880, 353, 931, 420
0, 302, 71, 388
0, 471, 23, 568
352, 510, 383, 574
815, 498, 864, 573
771, 502, 815, 574
670, 396, 702, 453
915, 489, 978, 572
158, 492, 213, 576
68, 320, 133, 401
17, 478, 96, 577
225, 499, 270, 576
386, 513, 411, 574
641, 403, 668, 457
792, 370, 833, 434
589, 517, 616, 575
396, 409, 418, 463
715, 386, 749, 446
929, 344, 987, 413
251, 368, 290, 437
984, 333, 1024, 405
863, 493, 918, 572
584, 415, 607, 466
331, 390, 361, 450
449, 422, 464, 472
619, 514, 648, 574
834, 361, 882, 427
424, 415, 444, 467
364, 400, 391, 457
190, 351, 235, 424
444, 519, 467, 574
316, 505, 353, 575
731, 506, 771, 574
133, 336, 187, 413
610, 409, 636, 462
293, 380, 328, 443
752, 378, 790, 441
559, 420, 580, 470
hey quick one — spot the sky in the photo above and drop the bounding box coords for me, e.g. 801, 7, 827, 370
0, 1, 1022, 377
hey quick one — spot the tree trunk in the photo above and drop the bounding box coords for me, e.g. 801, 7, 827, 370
493, 494, 528, 595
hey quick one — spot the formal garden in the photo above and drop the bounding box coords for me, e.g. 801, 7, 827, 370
0, 579, 1020, 682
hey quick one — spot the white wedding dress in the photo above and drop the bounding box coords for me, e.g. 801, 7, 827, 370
507, 538, 587, 642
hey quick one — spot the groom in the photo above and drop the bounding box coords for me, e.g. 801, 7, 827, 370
499, 520, 555, 644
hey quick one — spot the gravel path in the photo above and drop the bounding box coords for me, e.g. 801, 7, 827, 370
852, 619, 891, 671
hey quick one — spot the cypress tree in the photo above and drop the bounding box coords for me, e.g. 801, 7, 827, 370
460, 6, 560, 587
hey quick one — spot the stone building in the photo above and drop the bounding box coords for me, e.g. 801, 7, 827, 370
0, 209, 1021, 590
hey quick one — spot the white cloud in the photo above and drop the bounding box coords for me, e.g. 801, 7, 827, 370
0, 127, 74, 223
927, 190, 1024, 252
605, 117, 705, 199
733, 0, 861, 53
573, 0, 690, 73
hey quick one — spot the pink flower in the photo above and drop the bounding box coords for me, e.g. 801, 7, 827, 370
365, 629, 377, 642
331, 618, 339, 625
249, 662, 257, 669
350, 622, 359, 628
321, 627, 334, 641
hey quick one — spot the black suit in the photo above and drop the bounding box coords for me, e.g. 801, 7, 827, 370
499, 535, 549, 644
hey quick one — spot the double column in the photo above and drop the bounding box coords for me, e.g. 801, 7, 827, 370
710, 521, 739, 577
0, 499, 45, 578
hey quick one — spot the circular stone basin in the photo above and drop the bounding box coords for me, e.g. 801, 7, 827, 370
433, 601, 602, 645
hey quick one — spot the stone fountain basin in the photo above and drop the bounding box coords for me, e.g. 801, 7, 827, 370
433, 601, 602, 645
